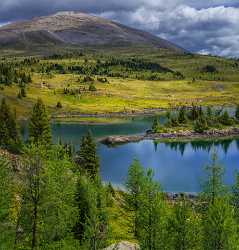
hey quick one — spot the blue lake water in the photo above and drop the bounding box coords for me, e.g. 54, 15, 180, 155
24, 115, 239, 192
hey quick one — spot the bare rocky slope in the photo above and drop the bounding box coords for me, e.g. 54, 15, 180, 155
0, 11, 185, 53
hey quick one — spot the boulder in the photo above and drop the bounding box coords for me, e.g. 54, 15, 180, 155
104, 241, 139, 250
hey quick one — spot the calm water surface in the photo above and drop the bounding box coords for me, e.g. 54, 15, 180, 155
29, 115, 239, 192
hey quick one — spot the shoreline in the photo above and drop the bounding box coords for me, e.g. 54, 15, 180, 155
100, 128, 239, 146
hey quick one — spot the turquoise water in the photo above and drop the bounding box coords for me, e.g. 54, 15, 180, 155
23, 115, 239, 192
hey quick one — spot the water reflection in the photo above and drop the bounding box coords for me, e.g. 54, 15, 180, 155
100, 138, 239, 192
158, 138, 238, 156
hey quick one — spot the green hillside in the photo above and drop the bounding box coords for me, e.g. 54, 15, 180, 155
0, 50, 239, 120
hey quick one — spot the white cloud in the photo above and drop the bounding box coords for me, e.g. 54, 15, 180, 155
100, 5, 239, 57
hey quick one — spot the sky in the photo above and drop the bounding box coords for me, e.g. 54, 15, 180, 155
0, 0, 239, 57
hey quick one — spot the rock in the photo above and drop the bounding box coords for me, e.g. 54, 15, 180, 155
104, 241, 139, 250
100, 135, 143, 146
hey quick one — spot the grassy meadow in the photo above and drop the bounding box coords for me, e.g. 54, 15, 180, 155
1, 51, 239, 121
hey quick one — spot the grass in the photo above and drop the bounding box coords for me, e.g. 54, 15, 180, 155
1, 52, 239, 121
2, 75, 239, 120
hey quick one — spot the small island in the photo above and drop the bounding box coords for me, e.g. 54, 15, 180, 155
101, 104, 239, 145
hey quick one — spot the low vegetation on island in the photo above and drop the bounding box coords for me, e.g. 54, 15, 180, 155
152, 104, 239, 135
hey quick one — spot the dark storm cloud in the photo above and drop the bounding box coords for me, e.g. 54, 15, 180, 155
0, 0, 239, 57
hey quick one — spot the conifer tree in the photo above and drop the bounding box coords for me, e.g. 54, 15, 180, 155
74, 176, 108, 249
0, 98, 20, 150
169, 196, 202, 250
0, 157, 15, 249
203, 198, 238, 250
137, 169, 167, 250
76, 131, 99, 179
235, 105, 239, 121
232, 173, 239, 221
194, 116, 208, 133
178, 106, 187, 124
202, 152, 227, 204
220, 110, 233, 126
29, 99, 52, 145
18, 145, 78, 249
152, 117, 160, 132
125, 159, 145, 237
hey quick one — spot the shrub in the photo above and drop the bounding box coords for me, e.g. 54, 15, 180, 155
89, 84, 97, 92
194, 117, 208, 133
56, 101, 63, 109
220, 111, 234, 126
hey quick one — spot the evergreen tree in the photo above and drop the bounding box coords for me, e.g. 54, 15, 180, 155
206, 106, 213, 119
0, 98, 21, 151
169, 196, 202, 250
202, 152, 227, 205
235, 105, 239, 121
194, 116, 208, 133
0, 157, 15, 249
18, 145, 78, 249
74, 176, 108, 249
178, 106, 187, 124
152, 117, 160, 132
125, 159, 145, 237
220, 111, 233, 126
203, 198, 238, 250
189, 103, 199, 121
76, 131, 99, 179
232, 173, 239, 221
29, 99, 52, 145
137, 169, 168, 250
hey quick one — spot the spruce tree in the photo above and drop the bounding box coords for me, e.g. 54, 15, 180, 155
0, 157, 15, 249
137, 169, 167, 250
29, 99, 52, 145
202, 152, 227, 204
152, 117, 160, 132
232, 173, 239, 221
220, 111, 233, 126
125, 159, 145, 237
0, 98, 20, 151
18, 145, 78, 249
178, 106, 187, 124
194, 116, 208, 133
169, 196, 202, 250
74, 176, 108, 249
76, 131, 99, 179
235, 105, 239, 121
203, 198, 238, 250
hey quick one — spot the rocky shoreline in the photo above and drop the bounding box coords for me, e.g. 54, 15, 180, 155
100, 127, 239, 146
52, 108, 165, 119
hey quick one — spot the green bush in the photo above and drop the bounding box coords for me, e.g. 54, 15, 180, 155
89, 84, 97, 92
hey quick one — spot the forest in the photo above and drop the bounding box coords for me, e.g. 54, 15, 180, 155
1, 98, 239, 249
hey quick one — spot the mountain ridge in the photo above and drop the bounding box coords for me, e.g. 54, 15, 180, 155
0, 11, 185, 54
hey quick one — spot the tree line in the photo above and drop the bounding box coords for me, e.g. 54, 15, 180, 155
152, 104, 239, 133
0, 63, 32, 86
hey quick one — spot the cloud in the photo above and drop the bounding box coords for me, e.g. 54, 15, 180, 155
101, 5, 239, 57
0, 0, 239, 57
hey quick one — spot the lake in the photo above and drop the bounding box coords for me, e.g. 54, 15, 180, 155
26, 115, 239, 193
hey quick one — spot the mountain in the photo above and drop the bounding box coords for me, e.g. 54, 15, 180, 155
0, 11, 185, 53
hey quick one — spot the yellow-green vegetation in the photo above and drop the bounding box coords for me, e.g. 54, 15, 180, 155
1, 53, 239, 121
107, 191, 136, 244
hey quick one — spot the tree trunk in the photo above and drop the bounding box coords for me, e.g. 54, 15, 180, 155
31, 202, 38, 250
